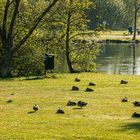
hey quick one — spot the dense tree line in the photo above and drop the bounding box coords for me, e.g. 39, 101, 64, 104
1, 0, 139, 77
89, 0, 140, 30
0, 0, 100, 77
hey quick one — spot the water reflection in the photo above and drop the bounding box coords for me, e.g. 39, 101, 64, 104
96, 43, 140, 75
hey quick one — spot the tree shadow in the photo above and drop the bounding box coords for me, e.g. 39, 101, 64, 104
120, 122, 140, 132
0, 78, 15, 81
25, 76, 44, 80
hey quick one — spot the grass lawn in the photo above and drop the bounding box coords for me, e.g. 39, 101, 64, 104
0, 73, 140, 140
78, 30, 140, 43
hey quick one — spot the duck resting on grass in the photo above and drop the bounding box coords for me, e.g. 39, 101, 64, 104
132, 112, 140, 118
121, 97, 128, 102
133, 101, 140, 106
85, 87, 94, 92
56, 109, 65, 114
77, 101, 87, 108
72, 86, 79, 91
88, 82, 96, 86
67, 100, 76, 106
7, 100, 12, 103
75, 78, 81, 82
33, 104, 39, 111
120, 80, 128, 84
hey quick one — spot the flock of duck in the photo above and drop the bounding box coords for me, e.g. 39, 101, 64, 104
32, 77, 91, 114
121, 96, 140, 117
32, 100, 87, 114
119, 80, 140, 118
32, 79, 140, 117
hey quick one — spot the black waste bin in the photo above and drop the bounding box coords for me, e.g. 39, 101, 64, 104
128, 26, 133, 35
44, 54, 54, 73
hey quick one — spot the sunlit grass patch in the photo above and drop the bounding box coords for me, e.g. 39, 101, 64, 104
0, 73, 140, 139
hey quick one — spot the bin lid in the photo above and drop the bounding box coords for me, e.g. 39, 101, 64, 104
45, 54, 54, 56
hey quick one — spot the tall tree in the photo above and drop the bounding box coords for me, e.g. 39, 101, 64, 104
0, 0, 59, 77
56, 0, 99, 73
133, 0, 140, 40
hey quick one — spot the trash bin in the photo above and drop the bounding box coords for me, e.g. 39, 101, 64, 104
128, 26, 133, 35
44, 54, 54, 72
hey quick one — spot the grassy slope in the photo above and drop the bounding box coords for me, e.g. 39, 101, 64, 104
0, 73, 140, 140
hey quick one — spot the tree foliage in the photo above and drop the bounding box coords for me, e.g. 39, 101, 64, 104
89, 0, 137, 29
0, 0, 59, 77
0, 0, 101, 76
53, 0, 100, 72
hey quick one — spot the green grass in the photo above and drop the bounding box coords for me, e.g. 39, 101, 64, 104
97, 30, 135, 42
78, 30, 140, 43
0, 73, 140, 140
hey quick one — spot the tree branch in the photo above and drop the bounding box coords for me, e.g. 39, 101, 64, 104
7, 0, 20, 41
13, 0, 59, 52
69, 31, 94, 41
2, 0, 10, 35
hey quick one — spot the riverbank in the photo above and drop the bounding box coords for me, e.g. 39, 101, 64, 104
97, 30, 140, 43
98, 31, 140, 43
78, 30, 140, 43
0, 73, 140, 140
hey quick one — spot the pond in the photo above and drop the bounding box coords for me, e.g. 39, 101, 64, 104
96, 43, 140, 75
56, 43, 140, 75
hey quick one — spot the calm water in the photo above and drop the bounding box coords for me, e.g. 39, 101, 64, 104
96, 43, 140, 75
56, 43, 140, 75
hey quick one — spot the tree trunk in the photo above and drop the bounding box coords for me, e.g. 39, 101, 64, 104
1, 53, 12, 78
133, 0, 137, 40
65, 0, 76, 73
1, 47, 13, 78
1, 38, 13, 78
65, 7, 75, 73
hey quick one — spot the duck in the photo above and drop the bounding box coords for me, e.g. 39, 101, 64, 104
72, 86, 79, 91
88, 82, 96, 86
33, 104, 39, 111
75, 78, 80, 82
56, 109, 65, 114
121, 97, 128, 102
120, 80, 128, 84
133, 101, 140, 106
132, 112, 140, 118
85, 88, 94, 92
77, 101, 87, 108
67, 100, 76, 106
7, 99, 12, 103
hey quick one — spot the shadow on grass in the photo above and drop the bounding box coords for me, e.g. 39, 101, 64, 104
0, 78, 15, 81
24, 75, 60, 81
28, 111, 36, 114
73, 107, 83, 110
120, 122, 140, 131
25, 76, 44, 81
